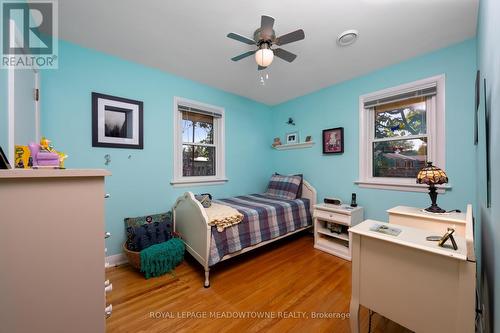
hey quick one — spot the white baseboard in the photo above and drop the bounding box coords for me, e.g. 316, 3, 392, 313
106, 253, 128, 267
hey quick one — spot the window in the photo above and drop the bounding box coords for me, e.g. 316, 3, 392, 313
172, 97, 226, 186
357, 75, 446, 192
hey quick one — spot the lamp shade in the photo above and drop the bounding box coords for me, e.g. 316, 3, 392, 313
416, 162, 448, 185
255, 48, 274, 67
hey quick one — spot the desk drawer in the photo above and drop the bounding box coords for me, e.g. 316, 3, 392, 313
314, 210, 350, 224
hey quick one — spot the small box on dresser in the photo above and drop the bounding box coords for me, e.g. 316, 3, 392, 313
313, 203, 364, 261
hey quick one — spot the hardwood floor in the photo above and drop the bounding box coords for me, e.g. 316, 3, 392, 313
106, 233, 411, 333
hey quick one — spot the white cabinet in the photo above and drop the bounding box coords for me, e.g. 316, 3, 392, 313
313, 204, 364, 261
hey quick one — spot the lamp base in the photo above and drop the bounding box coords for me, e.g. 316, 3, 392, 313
424, 205, 446, 214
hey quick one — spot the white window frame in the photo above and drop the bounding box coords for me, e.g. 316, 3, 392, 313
356, 74, 449, 192
171, 97, 227, 187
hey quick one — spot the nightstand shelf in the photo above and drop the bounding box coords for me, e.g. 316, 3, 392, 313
313, 203, 364, 261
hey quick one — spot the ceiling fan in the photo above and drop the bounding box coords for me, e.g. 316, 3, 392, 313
227, 15, 305, 70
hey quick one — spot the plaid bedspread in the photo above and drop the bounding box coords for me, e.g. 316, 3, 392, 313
208, 194, 311, 266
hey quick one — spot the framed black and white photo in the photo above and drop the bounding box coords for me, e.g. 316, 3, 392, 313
286, 131, 299, 144
92, 92, 144, 149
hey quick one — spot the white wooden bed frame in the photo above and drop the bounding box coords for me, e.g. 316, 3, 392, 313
173, 180, 317, 287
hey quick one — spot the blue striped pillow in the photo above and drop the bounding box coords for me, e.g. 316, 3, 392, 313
265, 174, 302, 200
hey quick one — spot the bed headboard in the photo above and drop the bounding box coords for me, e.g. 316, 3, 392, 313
301, 180, 317, 212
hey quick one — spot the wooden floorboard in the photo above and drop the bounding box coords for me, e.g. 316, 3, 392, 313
106, 233, 411, 333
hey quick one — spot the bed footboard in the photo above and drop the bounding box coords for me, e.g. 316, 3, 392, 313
173, 192, 211, 287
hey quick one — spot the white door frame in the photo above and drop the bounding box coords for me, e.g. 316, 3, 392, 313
6, 18, 40, 164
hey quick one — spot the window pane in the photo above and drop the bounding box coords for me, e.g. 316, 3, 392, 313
182, 145, 215, 176
373, 138, 427, 178
182, 111, 214, 144
374, 98, 426, 139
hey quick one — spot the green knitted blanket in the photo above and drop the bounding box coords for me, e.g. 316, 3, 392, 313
140, 238, 185, 279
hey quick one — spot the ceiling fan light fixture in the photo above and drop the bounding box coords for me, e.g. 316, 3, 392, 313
255, 48, 274, 67
337, 29, 358, 47
255, 45, 274, 67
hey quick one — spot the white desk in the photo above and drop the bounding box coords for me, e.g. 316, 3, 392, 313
349, 208, 475, 333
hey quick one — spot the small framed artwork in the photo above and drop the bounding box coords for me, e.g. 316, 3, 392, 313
323, 127, 344, 154
286, 131, 299, 144
92, 92, 144, 149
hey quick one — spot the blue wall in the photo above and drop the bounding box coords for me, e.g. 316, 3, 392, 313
41, 41, 274, 256
41, 39, 478, 264
476, 0, 500, 330
271, 39, 477, 222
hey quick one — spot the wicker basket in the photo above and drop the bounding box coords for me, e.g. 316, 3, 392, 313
123, 243, 141, 270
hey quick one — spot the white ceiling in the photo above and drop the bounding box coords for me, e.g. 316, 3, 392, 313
58, 0, 478, 105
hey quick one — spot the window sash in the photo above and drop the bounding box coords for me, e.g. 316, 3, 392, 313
172, 97, 226, 186
367, 96, 435, 180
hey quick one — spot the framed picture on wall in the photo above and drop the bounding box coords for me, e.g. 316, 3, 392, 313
92, 92, 144, 149
285, 131, 299, 144
322, 127, 344, 154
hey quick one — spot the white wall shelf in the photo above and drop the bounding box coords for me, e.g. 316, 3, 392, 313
272, 142, 314, 150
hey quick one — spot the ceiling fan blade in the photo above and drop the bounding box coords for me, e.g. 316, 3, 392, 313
274, 48, 297, 62
227, 32, 256, 45
260, 15, 275, 35
276, 29, 305, 46
258, 65, 267, 70
231, 50, 257, 61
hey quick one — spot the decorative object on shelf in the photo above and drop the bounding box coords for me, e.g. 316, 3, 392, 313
322, 127, 344, 154
416, 162, 448, 213
350, 193, 358, 207
474, 70, 480, 145
327, 222, 343, 234
28, 137, 67, 169
286, 117, 295, 126
0, 146, 11, 169
92, 92, 144, 149
14, 145, 31, 168
285, 131, 299, 144
437, 227, 458, 250
305, 135, 312, 142
272, 137, 282, 147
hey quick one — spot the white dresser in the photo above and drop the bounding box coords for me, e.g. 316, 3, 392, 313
0, 169, 110, 333
313, 204, 364, 260
349, 205, 476, 333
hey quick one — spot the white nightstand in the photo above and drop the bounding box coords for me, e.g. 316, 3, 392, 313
313, 203, 364, 261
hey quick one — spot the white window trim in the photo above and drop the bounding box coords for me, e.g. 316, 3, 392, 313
171, 97, 227, 187
356, 74, 450, 193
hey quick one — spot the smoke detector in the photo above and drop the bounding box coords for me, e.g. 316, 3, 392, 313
337, 30, 358, 47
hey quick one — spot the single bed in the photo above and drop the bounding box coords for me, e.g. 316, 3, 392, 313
173, 180, 316, 287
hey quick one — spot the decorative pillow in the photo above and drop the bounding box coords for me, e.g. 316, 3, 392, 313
195, 193, 212, 208
265, 174, 302, 200
275, 173, 303, 198
125, 212, 173, 251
